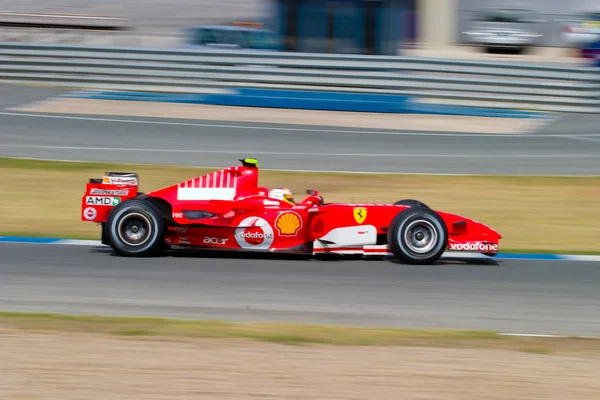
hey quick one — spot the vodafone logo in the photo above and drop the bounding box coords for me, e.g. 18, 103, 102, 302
234, 217, 274, 249
83, 207, 97, 221
449, 242, 498, 252
102, 176, 138, 185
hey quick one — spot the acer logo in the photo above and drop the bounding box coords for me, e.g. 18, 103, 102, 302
203, 237, 227, 245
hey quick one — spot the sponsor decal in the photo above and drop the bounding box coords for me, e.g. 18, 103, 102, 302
102, 176, 138, 185
275, 211, 302, 236
353, 207, 367, 224
85, 196, 121, 206
172, 212, 183, 219
448, 242, 499, 252
90, 188, 129, 196
263, 200, 280, 207
234, 217, 274, 250
83, 207, 97, 220
203, 237, 228, 245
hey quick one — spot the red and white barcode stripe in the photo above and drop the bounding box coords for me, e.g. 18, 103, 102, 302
179, 168, 238, 189
177, 168, 238, 200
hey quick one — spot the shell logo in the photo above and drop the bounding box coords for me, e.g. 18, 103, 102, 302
275, 211, 302, 236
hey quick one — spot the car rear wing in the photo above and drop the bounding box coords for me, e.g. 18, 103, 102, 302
88, 171, 139, 185
81, 172, 139, 223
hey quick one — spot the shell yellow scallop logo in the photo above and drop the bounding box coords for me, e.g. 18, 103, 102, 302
275, 211, 302, 236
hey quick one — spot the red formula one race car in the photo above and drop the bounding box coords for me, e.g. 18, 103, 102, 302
81, 158, 501, 264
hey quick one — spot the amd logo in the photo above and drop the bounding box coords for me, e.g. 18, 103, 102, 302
85, 196, 120, 206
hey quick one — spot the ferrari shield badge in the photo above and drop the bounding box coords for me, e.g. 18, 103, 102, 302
353, 207, 367, 224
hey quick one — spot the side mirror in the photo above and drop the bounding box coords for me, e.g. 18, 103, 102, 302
304, 189, 324, 206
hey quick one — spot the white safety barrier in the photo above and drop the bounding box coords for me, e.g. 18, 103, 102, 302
0, 42, 599, 113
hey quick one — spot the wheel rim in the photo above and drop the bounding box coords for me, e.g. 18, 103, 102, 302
117, 212, 152, 247
401, 219, 438, 254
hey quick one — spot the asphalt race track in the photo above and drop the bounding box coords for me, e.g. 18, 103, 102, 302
1, 102, 600, 175
1, 243, 599, 336
1, 86, 600, 336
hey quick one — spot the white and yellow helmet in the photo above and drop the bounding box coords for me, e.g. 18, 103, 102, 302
268, 187, 295, 205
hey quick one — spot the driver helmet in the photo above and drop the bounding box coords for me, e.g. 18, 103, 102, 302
269, 187, 295, 205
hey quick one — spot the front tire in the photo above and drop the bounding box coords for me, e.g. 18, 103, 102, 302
387, 207, 448, 265
105, 199, 165, 256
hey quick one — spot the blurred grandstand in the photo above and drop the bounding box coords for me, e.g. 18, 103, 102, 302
1, 0, 266, 30
1, 0, 598, 63
0, 0, 267, 47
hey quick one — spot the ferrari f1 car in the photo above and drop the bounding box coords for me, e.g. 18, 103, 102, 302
81, 158, 501, 264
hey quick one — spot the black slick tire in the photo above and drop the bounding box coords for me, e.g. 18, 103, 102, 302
105, 199, 165, 257
394, 199, 430, 209
387, 207, 448, 265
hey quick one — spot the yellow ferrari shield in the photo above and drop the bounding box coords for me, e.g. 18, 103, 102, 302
353, 207, 367, 224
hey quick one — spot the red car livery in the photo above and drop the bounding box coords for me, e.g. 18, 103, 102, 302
81, 158, 501, 264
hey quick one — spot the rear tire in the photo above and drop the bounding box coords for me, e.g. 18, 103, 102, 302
394, 199, 430, 209
101, 223, 109, 246
387, 207, 448, 265
105, 199, 165, 257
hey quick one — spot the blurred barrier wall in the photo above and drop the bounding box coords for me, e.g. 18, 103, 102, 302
0, 42, 599, 113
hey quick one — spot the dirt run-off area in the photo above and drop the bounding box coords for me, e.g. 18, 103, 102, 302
3, 330, 600, 400
12, 97, 548, 134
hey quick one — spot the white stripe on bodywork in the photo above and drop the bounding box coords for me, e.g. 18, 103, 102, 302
177, 187, 236, 201
314, 225, 378, 248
